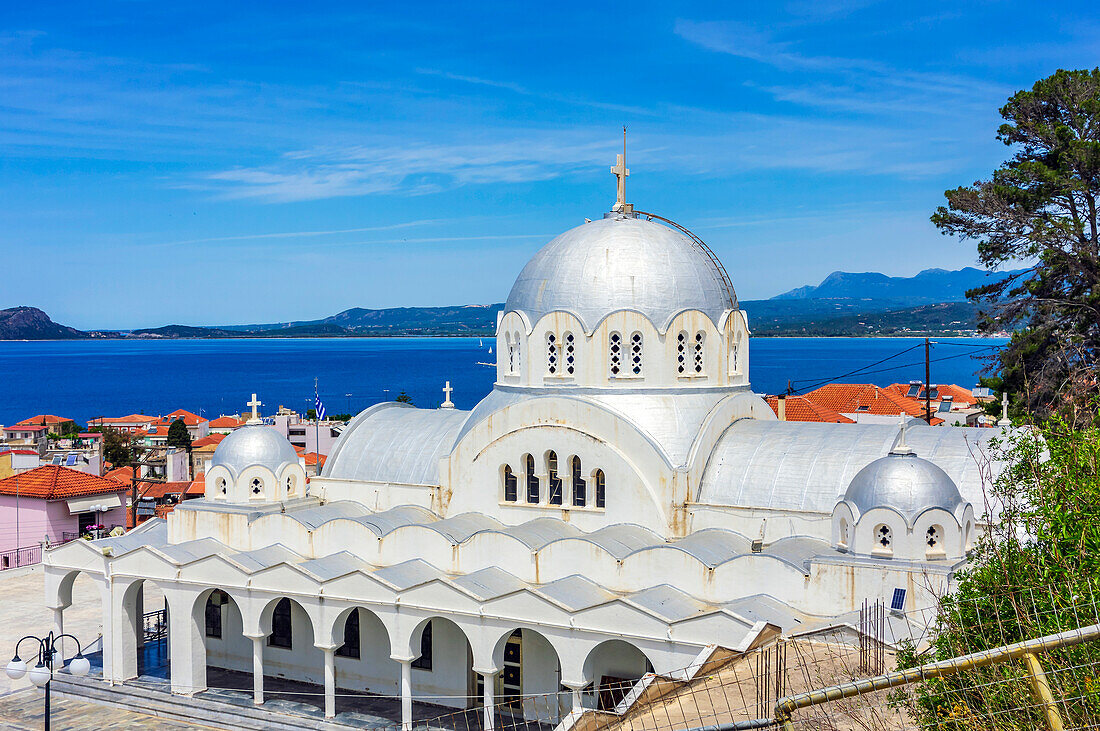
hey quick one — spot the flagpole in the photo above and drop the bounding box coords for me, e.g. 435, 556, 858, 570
314, 377, 320, 473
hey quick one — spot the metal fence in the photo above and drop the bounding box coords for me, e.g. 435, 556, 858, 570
0, 533, 81, 571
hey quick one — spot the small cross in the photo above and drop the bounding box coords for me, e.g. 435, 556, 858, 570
247, 393, 262, 423
610, 153, 629, 211
441, 381, 454, 409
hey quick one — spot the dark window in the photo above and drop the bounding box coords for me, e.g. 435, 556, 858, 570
411, 621, 433, 670
525, 454, 539, 504
336, 609, 360, 658
547, 451, 562, 505
205, 591, 225, 638
594, 469, 606, 509
571, 456, 586, 507
268, 598, 292, 648
503, 465, 517, 502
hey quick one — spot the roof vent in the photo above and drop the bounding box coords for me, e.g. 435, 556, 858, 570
751, 519, 766, 553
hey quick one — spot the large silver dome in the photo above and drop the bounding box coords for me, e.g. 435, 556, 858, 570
211, 425, 300, 476
843, 451, 965, 516
505, 215, 737, 331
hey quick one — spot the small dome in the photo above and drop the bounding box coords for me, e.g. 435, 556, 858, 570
505, 215, 737, 331
844, 452, 964, 516
211, 425, 299, 477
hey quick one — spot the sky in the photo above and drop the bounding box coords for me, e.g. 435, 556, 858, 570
2, 2, 1098, 329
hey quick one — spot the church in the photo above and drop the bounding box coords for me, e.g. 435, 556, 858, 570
41, 156, 1006, 727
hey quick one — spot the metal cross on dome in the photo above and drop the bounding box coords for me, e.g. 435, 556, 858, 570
610, 127, 629, 211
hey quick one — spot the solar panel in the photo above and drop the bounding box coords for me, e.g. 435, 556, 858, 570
891, 587, 907, 611
938, 401, 953, 413
51, 455, 63, 465
906, 383, 921, 398
66, 454, 78, 466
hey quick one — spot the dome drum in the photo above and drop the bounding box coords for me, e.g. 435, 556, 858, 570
208, 424, 306, 504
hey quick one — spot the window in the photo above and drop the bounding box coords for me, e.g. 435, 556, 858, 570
513, 332, 522, 373
730, 333, 741, 375
926, 525, 944, 555
571, 456, 586, 507
268, 598, 292, 648
217, 477, 227, 496
875, 524, 892, 552
630, 332, 643, 375
411, 621, 433, 670
693, 332, 705, 374
507, 335, 517, 374
503, 465, 517, 502
564, 333, 576, 375
205, 591, 225, 638
336, 610, 360, 658
594, 469, 606, 509
525, 454, 539, 504
677, 331, 688, 374
838, 518, 849, 548
251, 477, 263, 496
546, 332, 558, 375
609, 332, 622, 377
547, 451, 562, 505
286, 475, 296, 495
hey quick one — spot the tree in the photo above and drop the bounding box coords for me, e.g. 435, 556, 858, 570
166, 418, 192, 451
931, 68, 1100, 424
101, 427, 134, 467
306, 408, 317, 420
395, 391, 413, 405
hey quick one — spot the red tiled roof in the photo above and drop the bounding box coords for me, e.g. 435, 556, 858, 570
186, 473, 205, 496
208, 416, 242, 428
0, 465, 128, 500
14, 415, 75, 428
302, 452, 327, 467
191, 433, 226, 448
90, 414, 157, 425
4, 424, 48, 432
140, 481, 192, 500
105, 466, 134, 483
0, 449, 39, 456
765, 396, 855, 424
165, 409, 207, 426
802, 383, 945, 425
885, 383, 975, 406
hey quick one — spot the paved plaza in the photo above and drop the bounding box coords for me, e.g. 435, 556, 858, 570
0, 688, 209, 730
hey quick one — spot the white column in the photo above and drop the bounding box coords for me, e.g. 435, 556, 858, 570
51, 608, 64, 662
399, 658, 413, 730
249, 635, 264, 705
563, 681, 586, 713
323, 646, 336, 719
167, 591, 206, 696
481, 671, 496, 731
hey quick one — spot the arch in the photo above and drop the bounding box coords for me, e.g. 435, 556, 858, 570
546, 450, 563, 505
608, 331, 623, 377
564, 332, 576, 375
570, 455, 587, 507
594, 469, 606, 509
399, 616, 476, 711
524, 454, 539, 504
964, 519, 974, 552
488, 627, 567, 720
629, 331, 643, 376
119, 578, 170, 681
873, 523, 893, 554
838, 516, 849, 549
502, 464, 517, 503
193, 586, 249, 681
582, 639, 654, 712
513, 331, 523, 374
693, 331, 706, 374
925, 524, 945, 557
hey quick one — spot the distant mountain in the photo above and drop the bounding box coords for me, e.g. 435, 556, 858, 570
771, 267, 1024, 303
0, 306, 87, 340
220, 304, 503, 335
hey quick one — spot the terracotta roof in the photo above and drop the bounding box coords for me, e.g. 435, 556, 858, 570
302, 452, 327, 467
90, 414, 157, 425
14, 415, 76, 428
885, 383, 975, 406
765, 396, 855, 424
208, 416, 243, 428
802, 383, 945, 425
4, 424, 48, 432
0, 465, 128, 500
191, 433, 226, 448
0, 449, 39, 456
186, 473, 205, 496
105, 466, 134, 483
140, 481, 192, 500
165, 409, 207, 426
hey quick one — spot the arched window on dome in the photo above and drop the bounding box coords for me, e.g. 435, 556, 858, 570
693, 332, 706, 374
873, 524, 893, 554
524, 454, 539, 504
547, 451, 562, 505
677, 331, 688, 375
513, 331, 523, 374
838, 517, 849, 549
546, 332, 558, 375
564, 332, 576, 375
594, 469, 606, 508
570, 456, 586, 507
609, 332, 623, 377
925, 524, 945, 558
250, 477, 264, 498
630, 332, 643, 375
729, 332, 742, 376
502, 465, 517, 502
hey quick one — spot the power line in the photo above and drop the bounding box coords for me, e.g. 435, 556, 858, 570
789, 344, 1001, 395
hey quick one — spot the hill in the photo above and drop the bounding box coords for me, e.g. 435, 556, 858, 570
0, 306, 87, 340
771, 267, 1024, 303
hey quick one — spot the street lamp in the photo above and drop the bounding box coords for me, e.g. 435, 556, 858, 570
6, 631, 90, 730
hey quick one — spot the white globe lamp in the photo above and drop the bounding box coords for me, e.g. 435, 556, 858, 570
67, 655, 90, 677
27, 663, 51, 687
5, 657, 26, 680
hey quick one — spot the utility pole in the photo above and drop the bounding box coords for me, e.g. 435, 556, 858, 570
924, 337, 932, 425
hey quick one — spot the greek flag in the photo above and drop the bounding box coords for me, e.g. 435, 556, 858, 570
315, 395, 326, 421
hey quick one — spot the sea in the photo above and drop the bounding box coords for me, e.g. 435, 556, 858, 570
0, 337, 1006, 426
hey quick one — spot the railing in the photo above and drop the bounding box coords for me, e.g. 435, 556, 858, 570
143, 608, 168, 642
0, 544, 41, 571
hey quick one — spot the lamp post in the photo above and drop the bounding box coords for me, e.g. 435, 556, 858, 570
88, 503, 108, 539
6, 631, 91, 730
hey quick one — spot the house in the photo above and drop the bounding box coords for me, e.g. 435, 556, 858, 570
163, 409, 210, 440
765, 394, 855, 423
88, 414, 159, 434
0, 465, 129, 558
190, 433, 227, 476
207, 415, 244, 434
42, 432, 103, 476
0, 449, 40, 479
800, 383, 946, 425
2, 423, 49, 444
13, 414, 79, 435
271, 411, 341, 455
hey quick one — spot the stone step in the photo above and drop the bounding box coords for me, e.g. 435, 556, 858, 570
49, 674, 362, 730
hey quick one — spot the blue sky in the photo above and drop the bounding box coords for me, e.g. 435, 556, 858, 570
2, 1, 1097, 329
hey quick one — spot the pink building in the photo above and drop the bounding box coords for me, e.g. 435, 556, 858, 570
0, 465, 129, 567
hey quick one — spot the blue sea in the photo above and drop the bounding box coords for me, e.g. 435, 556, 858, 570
0, 337, 1006, 426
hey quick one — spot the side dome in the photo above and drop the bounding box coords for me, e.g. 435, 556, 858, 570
843, 451, 965, 517
211, 424, 300, 477
505, 215, 737, 331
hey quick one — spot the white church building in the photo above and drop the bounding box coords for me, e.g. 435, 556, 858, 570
42, 159, 1005, 727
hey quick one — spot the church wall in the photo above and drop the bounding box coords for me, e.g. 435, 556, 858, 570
519, 629, 565, 717
313, 478, 435, 513
332, 608, 399, 696
260, 600, 326, 685
688, 504, 833, 544
205, 598, 252, 675
409, 618, 474, 710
